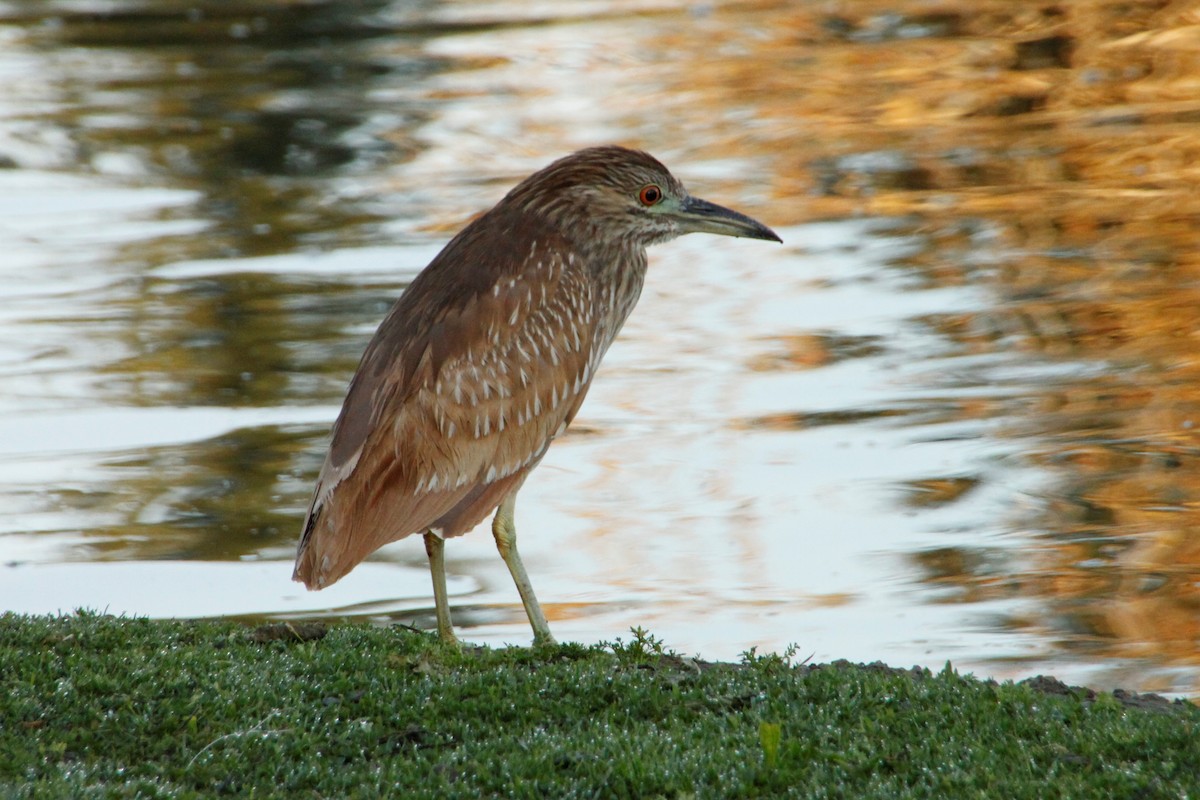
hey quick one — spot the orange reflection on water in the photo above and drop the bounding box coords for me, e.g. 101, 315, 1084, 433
688, 0, 1200, 680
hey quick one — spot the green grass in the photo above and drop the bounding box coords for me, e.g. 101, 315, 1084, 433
2, 613, 1197, 799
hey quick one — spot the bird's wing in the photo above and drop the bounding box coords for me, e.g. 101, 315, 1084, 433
294, 212, 602, 589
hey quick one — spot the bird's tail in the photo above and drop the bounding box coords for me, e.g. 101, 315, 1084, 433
292, 502, 354, 590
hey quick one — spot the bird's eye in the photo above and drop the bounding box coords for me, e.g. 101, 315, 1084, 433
638, 184, 663, 206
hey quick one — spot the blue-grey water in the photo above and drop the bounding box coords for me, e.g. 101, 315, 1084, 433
3, 0, 1200, 695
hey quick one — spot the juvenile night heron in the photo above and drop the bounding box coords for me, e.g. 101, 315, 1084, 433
294, 146, 780, 646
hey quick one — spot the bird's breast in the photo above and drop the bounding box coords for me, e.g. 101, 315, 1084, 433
408, 251, 609, 488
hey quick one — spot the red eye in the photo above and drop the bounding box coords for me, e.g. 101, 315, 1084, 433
638, 184, 663, 206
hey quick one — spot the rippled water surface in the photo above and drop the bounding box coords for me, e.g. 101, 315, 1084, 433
4, 0, 1200, 694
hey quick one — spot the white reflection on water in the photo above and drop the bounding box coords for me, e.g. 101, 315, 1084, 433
0, 561, 474, 619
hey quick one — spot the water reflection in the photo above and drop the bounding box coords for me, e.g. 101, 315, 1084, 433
3, 0, 1200, 694
14, 0, 420, 259
725, 0, 1200, 692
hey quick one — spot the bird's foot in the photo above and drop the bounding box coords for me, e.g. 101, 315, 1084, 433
532, 631, 558, 649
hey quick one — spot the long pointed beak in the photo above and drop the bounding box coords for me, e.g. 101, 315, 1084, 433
675, 196, 782, 243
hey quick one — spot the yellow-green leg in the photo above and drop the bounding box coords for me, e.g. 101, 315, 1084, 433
423, 531, 459, 646
492, 493, 557, 647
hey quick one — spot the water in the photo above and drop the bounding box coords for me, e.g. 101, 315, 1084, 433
3, 0, 1200, 695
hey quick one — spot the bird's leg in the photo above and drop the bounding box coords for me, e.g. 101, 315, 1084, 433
423, 531, 459, 646
491, 493, 557, 647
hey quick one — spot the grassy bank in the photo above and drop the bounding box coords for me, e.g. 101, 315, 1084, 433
2, 613, 1197, 799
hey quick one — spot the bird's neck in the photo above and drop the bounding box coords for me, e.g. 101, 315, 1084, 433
580, 238, 648, 351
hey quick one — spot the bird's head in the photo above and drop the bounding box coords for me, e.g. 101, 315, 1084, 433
505, 146, 781, 249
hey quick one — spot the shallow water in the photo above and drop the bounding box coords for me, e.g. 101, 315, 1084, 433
3, 0, 1200, 694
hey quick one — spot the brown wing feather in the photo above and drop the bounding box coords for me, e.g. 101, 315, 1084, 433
293, 206, 599, 589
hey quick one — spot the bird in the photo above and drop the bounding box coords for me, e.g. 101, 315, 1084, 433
293, 145, 780, 646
